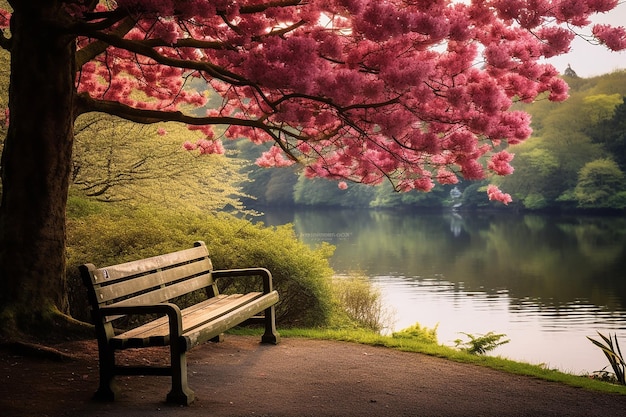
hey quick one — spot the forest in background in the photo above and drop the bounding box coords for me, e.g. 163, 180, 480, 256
236, 70, 626, 212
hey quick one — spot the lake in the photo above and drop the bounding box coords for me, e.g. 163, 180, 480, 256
259, 208, 626, 375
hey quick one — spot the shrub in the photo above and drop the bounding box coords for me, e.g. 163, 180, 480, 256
66, 198, 336, 328
392, 322, 439, 344
332, 274, 394, 333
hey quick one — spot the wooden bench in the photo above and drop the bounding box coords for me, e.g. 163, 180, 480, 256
79, 241, 280, 405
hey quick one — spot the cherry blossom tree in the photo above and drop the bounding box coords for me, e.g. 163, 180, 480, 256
0, 0, 624, 336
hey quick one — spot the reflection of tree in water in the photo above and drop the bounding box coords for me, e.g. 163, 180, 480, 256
562, 217, 626, 263
448, 214, 626, 310
289, 209, 626, 312
294, 209, 470, 276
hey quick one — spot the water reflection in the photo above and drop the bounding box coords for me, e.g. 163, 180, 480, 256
260, 209, 626, 373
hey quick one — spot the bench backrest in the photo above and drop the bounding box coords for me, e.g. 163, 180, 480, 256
80, 241, 218, 323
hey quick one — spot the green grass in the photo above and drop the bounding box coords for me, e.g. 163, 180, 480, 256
231, 327, 626, 395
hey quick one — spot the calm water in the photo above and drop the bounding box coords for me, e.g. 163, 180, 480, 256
259, 209, 626, 374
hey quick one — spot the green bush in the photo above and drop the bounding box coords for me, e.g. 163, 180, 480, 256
66, 198, 336, 328
392, 322, 439, 344
332, 275, 394, 333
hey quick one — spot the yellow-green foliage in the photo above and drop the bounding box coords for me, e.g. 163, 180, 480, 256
332, 275, 393, 333
392, 322, 439, 344
72, 113, 250, 213
66, 197, 335, 327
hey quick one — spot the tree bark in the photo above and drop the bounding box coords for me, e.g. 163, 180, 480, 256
0, 2, 76, 336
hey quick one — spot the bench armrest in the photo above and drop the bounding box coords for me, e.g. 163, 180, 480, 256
100, 303, 183, 338
211, 267, 274, 293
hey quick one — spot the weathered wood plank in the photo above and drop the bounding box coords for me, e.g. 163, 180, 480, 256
94, 259, 214, 304
182, 293, 261, 331
103, 273, 214, 311
112, 293, 262, 342
113, 295, 231, 340
90, 244, 211, 283
182, 291, 279, 350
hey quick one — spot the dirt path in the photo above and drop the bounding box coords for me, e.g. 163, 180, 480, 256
2, 335, 625, 417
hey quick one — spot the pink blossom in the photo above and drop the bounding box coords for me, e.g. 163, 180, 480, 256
458, 159, 485, 181
538, 27, 575, 57
587, 0, 619, 13
488, 151, 515, 175
413, 177, 435, 192
184, 139, 225, 155
157, 128, 167, 136
338, 181, 348, 190
182, 141, 197, 151
256, 146, 295, 168
593, 24, 626, 51
436, 168, 459, 185
487, 184, 512, 205
547, 78, 570, 102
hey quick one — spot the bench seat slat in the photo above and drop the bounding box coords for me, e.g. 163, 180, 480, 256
110, 293, 265, 349
182, 293, 261, 332
94, 259, 213, 304
109, 295, 229, 341
182, 290, 279, 350
112, 294, 241, 341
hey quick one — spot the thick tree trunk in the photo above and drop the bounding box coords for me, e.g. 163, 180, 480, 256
0, 3, 76, 336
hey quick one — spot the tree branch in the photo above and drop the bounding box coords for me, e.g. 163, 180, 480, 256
238, 0, 304, 14
0, 32, 11, 51
72, 25, 250, 86
75, 92, 301, 142
75, 16, 137, 67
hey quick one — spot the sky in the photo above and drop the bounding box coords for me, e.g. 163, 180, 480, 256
546, 2, 626, 77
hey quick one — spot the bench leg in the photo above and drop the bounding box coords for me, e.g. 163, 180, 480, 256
210, 333, 225, 343
94, 346, 119, 402
261, 305, 280, 344
166, 346, 195, 405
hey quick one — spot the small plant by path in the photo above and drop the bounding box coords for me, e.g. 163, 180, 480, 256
588, 332, 625, 385
454, 331, 510, 355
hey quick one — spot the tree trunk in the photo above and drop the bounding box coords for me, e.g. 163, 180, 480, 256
0, 3, 76, 336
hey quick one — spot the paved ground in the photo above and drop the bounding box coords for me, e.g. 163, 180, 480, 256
1, 335, 626, 416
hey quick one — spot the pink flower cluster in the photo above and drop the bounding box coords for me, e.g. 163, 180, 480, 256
183, 139, 225, 155
488, 151, 515, 176
255, 146, 296, 168
593, 24, 626, 51
487, 185, 513, 205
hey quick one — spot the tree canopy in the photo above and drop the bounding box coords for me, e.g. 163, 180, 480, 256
3, 1, 625, 198
0, 0, 625, 336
